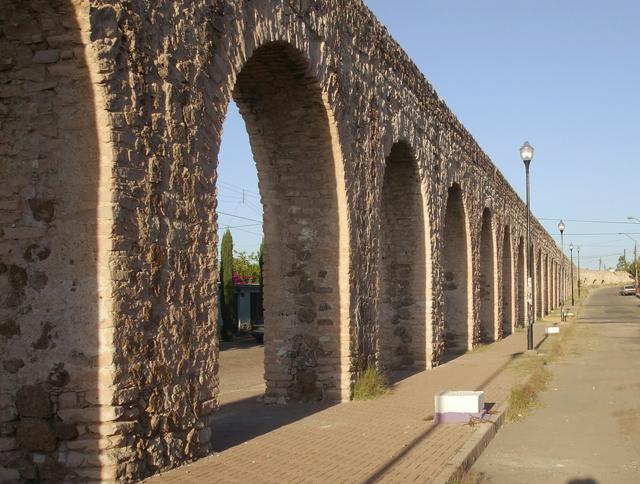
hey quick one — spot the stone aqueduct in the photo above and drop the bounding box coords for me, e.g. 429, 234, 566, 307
0, 0, 574, 481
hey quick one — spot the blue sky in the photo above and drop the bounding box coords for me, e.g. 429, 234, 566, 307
218, 0, 640, 269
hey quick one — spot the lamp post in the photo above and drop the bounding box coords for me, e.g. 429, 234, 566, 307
627, 217, 640, 290
558, 220, 565, 321
520, 141, 534, 351
569, 242, 575, 306
577, 246, 581, 298
620, 230, 638, 290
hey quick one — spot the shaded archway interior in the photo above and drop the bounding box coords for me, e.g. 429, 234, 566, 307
535, 248, 542, 319
442, 184, 469, 354
231, 42, 344, 402
501, 226, 513, 335
379, 142, 426, 372
517, 237, 526, 326
479, 208, 496, 342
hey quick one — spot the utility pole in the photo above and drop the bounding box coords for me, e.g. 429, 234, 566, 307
620, 232, 639, 290
570, 243, 575, 306
633, 240, 638, 292
577, 246, 581, 297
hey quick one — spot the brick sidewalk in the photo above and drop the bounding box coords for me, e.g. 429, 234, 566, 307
147, 325, 550, 484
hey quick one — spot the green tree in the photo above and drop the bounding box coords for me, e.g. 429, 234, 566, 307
258, 239, 264, 286
628, 259, 639, 284
220, 229, 235, 340
616, 255, 628, 271
257, 239, 264, 321
233, 250, 260, 283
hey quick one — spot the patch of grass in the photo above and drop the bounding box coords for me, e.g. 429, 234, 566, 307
506, 359, 552, 421
506, 316, 585, 421
471, 343, 491, 353
353, 366, 388, 400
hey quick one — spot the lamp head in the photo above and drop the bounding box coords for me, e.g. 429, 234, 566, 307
569, 242, 574, 251
558, 220, 565, 233
520, 141, 534, 164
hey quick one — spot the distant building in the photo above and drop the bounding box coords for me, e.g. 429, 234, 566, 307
218, 283, 263, 331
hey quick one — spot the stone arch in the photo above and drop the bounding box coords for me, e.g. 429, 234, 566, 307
479, 208, 496, 342
517, 236, 526, 326
544, 254, 550, 313
501, 225, 514, 336
379, 141, 428, 371
555, 260, 560, 308
227, 41, 351, 402
0, 1, 114, 480
442, 183, 471, 354
535, 247, 542, 319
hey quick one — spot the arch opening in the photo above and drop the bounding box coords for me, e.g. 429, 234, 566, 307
517, 236, 526, 327
479, 208, 496, 342
544, 255, 550, 314
218, 42, 348, 406
535, 248, 542, 319
501, 226, 514, 336
442, 184, 470, 355
379, 142, 427, 372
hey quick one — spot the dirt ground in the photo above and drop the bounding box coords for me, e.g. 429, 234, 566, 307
466, 287, 640, 484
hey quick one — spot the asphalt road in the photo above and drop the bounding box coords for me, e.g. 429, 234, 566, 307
468, 287, 640, 483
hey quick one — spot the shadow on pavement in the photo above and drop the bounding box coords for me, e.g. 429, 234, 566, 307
474, 351, 524, 392
567, 479, 598, 484
441, 349, 468, 364
211, 396, 334, 453
535, 334, 548, 349
388, 367, 422, 386
219, 333, 262, 351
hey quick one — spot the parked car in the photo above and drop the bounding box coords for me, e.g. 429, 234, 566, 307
619, 284, 636, 296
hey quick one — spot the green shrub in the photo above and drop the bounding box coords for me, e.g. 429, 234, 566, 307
353, 366, 387, 400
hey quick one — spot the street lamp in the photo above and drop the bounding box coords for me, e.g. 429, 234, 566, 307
620, 229, 638, 290
577, 246, 581, 298
521, 141, 534, 351
558, 220, 565, 321
569, 242, 575, 306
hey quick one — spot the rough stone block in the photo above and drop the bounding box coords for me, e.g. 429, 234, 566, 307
53, 421, 78, 441
32, 50, 59, 64
0, 436, 17, 452
16, 418, 56, 452
15, 385, 51, 418
0, 467, 20, 482
57, 392, 77, 409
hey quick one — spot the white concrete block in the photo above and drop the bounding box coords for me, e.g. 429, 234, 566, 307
435, 390, 484, 414
545, 326, 560, 334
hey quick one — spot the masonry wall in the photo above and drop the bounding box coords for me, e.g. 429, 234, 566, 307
580, 269, 632, 287
0, 0, 117, 481
0, 0, 571, 481
379, 142, 427, 371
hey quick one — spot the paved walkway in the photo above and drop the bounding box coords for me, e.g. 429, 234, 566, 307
468, 287, 640, 483
148, 323, 554, 483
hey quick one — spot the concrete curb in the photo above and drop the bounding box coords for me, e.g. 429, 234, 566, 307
431, 400, 509, 484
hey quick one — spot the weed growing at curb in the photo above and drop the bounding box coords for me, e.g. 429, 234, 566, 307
506, 359, 552, 421
506, 313, 583, 421
353, 366, 387, 400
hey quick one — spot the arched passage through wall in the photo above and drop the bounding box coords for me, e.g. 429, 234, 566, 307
517, 236, 526, 326
442, 183, 471, 355
379, 142, 428, 372
544, 255, 550, 313
502, 225, 514, 336
479, 208, 496, 342
535, 247, 542, 319
220, 42, 349, 403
